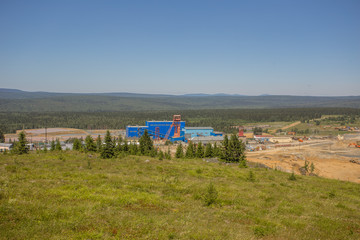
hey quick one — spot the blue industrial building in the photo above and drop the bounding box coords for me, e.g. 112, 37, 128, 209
126, 119, 222, 142
183, 127, 215, 138
126, 120, 186, 141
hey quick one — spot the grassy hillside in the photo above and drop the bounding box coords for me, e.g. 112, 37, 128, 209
1, 152, 359, 239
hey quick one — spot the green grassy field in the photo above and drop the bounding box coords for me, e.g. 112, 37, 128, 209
1, 152, 360, 239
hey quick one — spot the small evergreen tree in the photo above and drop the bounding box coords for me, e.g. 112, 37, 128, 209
204, 143, 213, 158
129, 143, 137, 155
212, 142, 220, 157
175, 144, 183, 158
221, 134, 246, 165
204, 182, 218, 206
123, 140, 129, 152
50, 140, 56, 151
158, 150, 164, 160
185, 141, 195, 158
165, 147, 172, 160
247, 170, 255, 182
101, 130, 115, 158
96, 135, 102, 152
116, 135, 123, 153
55, 139, 62, 151
310, 162, 315, 174
43, 144, 48, 153
73, 138, 82, 151
13, 131, 29, 154
288, 172, 297, 181
196, 142, 204, 158
85, 135, 96, 152
139, 130, 154, 155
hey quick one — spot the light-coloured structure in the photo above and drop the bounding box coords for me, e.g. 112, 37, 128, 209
0, 143, 13, 152
269, 137, 293, 143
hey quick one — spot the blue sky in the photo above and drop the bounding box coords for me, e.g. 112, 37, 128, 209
1, 0, 359, 96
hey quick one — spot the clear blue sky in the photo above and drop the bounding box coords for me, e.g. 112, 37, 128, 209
1, 0, 359, 96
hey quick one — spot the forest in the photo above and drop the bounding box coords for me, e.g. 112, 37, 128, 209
1, 108, 359, 134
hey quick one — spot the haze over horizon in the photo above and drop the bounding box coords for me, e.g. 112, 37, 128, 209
1, 0, 359, 96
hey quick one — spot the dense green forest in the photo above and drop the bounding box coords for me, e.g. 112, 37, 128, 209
1, 108, 359, 133
1, 89, 360, 111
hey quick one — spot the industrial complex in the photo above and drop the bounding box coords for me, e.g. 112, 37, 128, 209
126, 115, 222, 142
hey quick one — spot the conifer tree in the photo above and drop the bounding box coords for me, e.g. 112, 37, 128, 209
158, 150, 164, 160
55, 139, 62, 151
96, 135, 102, 152
196, 142, 204, 158
43, 144, 48, 153
50, 140, 56, 151
165, 147, 172, 160
123, 140, 129, 152
204, 143, 213, 158
101, 130, 115, 158
139, 130, 154, 155
116, 135, 123, 152
212, 142, 220, 157
185, 141, 195, 158
221, 134, 246, 164
85, 135, 96, 152
129, 142, 137, 155
13, 131, 29, 154
73, 138, 82, 151
175, 144, 183, 158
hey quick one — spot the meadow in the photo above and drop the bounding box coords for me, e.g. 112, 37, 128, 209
1, 152, 359, 239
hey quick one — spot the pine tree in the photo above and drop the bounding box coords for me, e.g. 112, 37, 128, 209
139, 130, 154, 155
85, 135, 96, 152
13, 131, 29, 154
116, 135, 123, 153
158, 150, 164, 160
220, 135, 229, 161
123, 140, 129, 152
221, 134, 246, 164
212, 142, 220, 157
165, 147, 172, 160
204, 143, 213, 158
43, 143, 48, 153
50, 140, 56, 151
185, 141, 195, 158
55, 139, 62, 151
73, 138, 82, 151
196, 142, 204, 158
96, 135, 102, 152
101, 130, 115, 158
0, 129, 5, 143
175, 144, 183, 158
129, 142, 137, 155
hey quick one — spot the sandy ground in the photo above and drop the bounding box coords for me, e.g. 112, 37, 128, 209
6, 128, 126, 142
247, 136, 360, 183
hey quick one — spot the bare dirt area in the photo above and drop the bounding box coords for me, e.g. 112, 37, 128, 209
6, 128, 126, 142
247, 135, 360, 183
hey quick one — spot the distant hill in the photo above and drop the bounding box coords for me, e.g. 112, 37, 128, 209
0, 88, 359, 112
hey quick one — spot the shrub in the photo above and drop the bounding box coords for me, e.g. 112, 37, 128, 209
247, 170, 255, 182
288, 172, 297, 181
204, 182, 218, 206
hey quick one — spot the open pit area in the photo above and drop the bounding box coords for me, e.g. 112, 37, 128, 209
247, 134, 360, 183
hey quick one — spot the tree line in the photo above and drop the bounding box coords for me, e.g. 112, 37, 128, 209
1, 108, 359, 134
7, 130, 247, 165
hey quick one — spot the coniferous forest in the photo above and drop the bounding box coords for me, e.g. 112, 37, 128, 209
1, 108, 359, 133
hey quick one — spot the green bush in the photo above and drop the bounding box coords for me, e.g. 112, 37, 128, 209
204, 182, 218, 206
